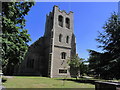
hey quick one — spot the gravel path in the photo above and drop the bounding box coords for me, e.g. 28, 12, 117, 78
0, 85, 6, 90
3, 76, 13, 78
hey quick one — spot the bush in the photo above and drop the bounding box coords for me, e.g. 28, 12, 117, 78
2, 77, 7, 83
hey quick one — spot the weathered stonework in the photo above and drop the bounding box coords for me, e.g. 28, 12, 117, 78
17, 6, 76, 78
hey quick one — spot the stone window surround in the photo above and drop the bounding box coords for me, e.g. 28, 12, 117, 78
59, 34, 62, 42
66, 36, 69, 44
66, 17, 70, 29
58, 34, 70, 44
58, 15, 63, 27
61, 52, 67, 60
58, 15, 70, 29
58, 68, 68, 75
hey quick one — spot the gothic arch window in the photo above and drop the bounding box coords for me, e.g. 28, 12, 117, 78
58, 15, 63, 27
61, 52, 66, 59
66, 18, 70, 29
27, 59, 34, 68
59, 34, 62, 42
66, 36, 69, 43
31, 59, 34, 68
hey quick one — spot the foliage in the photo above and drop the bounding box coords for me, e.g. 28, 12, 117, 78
2, 2, 35, 75
88, 50, 112, 78
2, 77, 7, 83
68, 54, 88, 78
88, 13, 120, 79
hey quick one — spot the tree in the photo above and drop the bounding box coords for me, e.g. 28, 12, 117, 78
2, 2, 35, 75
97, 13, 120, 79
68, 54, 85, 79
88, 49, 112, 79
88, 13, 120, 79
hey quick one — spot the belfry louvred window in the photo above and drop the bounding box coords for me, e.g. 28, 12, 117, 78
66, 18, 70, 29
58, 15, 63, 27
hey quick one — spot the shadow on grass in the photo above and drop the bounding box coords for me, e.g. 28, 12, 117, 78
57, 78, 96, 85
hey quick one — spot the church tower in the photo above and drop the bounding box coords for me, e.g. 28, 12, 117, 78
44, 6, 76, 78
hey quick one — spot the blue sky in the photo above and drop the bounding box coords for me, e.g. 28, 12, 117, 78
25, 2, 118, 60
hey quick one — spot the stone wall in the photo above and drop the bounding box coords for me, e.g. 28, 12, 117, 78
17, 37, 47, 76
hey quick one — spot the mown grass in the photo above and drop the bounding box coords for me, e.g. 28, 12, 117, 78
3, 76, 95, 88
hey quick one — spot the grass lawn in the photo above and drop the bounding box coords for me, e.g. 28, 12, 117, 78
3, 76, 95, 88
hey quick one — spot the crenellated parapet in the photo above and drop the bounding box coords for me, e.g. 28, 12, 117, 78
53, 5, 73, 15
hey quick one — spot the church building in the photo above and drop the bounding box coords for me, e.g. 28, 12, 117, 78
17, 5, 76, 78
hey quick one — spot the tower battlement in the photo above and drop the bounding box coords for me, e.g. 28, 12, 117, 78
53, 5, 73, 15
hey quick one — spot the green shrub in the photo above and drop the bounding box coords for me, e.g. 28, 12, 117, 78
2, 77, 7, 83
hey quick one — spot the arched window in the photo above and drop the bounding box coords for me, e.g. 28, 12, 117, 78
58, 15, 63, 27
66, 36, 69, 43
59, 34, 62, 42
61, 52, 66, 59
66, 18, 70, 29
31, 59, 34, 68
27, 59, 34, 68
